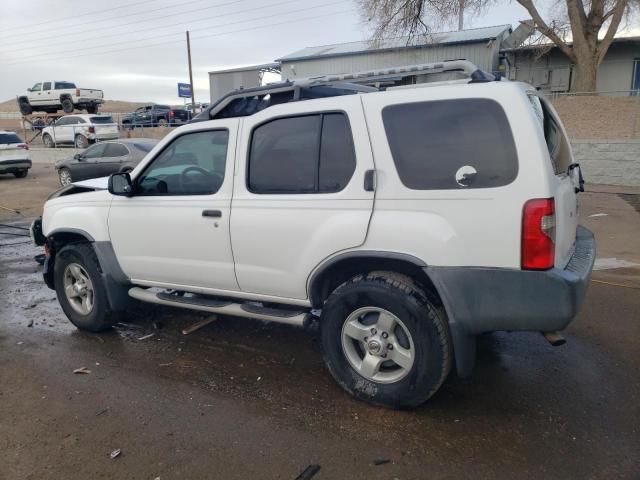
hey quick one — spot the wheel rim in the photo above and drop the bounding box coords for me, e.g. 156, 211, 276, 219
76, 136, 87, 148
59, 169, 72, 186
341, 306, 415, 384
63, 263, 94, 315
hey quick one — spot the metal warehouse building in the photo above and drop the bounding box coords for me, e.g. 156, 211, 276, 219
275, 25, 516, 85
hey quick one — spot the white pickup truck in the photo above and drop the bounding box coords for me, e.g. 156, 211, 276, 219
17, 81, 104, 115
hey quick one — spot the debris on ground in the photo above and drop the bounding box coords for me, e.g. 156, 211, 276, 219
589, 213, 608, 217
181, 316, 216, 335
137, 333, 155, 341
27, 320, 33, 327
294, 465, 321, 480
373, 459, 391, 466
73, 367, 91, 374
110, 449, 121, 459
95, 407, 109, 416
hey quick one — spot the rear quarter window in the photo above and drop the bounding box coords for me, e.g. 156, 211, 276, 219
0, 133, 22, 144
382, 98, 518, 190
90, 116, 115, 124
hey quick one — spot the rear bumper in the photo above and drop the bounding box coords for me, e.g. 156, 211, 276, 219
0, 158, 32, 173
427, 226, 596, 334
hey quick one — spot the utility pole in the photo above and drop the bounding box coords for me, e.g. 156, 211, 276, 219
458, 0, 464, 30
186, 30, 196, 115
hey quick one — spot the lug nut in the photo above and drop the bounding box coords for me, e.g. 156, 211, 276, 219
388, 344, 393, 350
370, 328, 377, 335
381, 332, 388, 339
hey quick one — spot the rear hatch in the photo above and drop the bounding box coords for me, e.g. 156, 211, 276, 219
89, 116, 119, 137
530, 95, 578, 268
0, 133, 29, 161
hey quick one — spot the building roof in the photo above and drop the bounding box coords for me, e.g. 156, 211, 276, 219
276, 25, 512, 62
501, 34, 640, 52
208, 62, 280, 75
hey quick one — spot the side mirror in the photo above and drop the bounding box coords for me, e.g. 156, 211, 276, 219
108, 172, 133, 196
73, 153, 82, 160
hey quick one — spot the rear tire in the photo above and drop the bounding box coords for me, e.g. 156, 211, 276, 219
61, 98, 74, 113
54, 243, 117, 332
320, 272, 452, 408
85, 104, 98, 114
13, 170, 28, 178
75, 134, 89, 149
157, 118, 168, 127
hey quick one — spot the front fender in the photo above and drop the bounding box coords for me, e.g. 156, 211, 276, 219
43, 190, 112, 241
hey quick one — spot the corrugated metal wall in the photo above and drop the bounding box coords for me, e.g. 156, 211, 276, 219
209, 70, 261, 103
280, 41, 499, 81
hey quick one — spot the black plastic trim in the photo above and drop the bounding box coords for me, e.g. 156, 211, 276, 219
157, 292, 232, 308
241, 303, 306, 318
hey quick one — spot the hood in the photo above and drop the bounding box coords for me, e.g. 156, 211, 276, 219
74, 176, 109, 189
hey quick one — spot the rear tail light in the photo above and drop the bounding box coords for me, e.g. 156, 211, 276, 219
521, 198, 555, 270
88, 126, 95, 133
75, 88, 80, 96
18, 143, 29, 150
169, 110, 174, 118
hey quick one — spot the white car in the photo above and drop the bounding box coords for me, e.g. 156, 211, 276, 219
0, 131, 31, 178
42, 114, 119, 149
17, 81, 103, 115
31, 60, 594, 408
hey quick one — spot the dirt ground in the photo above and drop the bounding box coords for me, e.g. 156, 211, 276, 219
1, 166, 639, 479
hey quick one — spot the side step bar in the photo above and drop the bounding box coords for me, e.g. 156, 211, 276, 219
128, 287, 310, 327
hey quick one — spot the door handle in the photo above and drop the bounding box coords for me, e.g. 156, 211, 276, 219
202, 210, 222, 218
364, 169, 376, 192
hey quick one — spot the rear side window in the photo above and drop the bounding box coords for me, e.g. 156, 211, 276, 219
382, 99, 518, 190
90, 116, 115, 124
248, 113, 356, 194
104, 143, 128, 157
0, 133, 22, 144
55, 82, 75, 89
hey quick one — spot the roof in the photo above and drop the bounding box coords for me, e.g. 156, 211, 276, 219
501, 34, 640, 52
276, 25, 512, 62
118, 138, 158, 144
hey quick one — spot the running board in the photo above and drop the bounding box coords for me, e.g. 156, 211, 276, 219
128, 287, 310, 327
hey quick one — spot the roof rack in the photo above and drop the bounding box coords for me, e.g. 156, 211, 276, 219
192, 59, 492, 122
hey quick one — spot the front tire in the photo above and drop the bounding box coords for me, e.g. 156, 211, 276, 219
54, 243, 117, 332
19, 101, 32, 115
320, 272, 452, 408
13, 170, 28, 178
58, 167, 72, 186
85, 103, 98, 114
43, 133, 54, 148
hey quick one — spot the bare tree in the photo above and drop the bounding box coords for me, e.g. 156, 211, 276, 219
358, 0, 638, 91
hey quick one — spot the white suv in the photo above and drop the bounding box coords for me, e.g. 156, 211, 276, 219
42, 114, 119, 149
31, 61, 594, 408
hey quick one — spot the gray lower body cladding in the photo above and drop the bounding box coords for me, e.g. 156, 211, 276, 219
0, 159, 31, 173
427, 225, 596, 335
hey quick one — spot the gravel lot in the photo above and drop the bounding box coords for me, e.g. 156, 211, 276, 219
1, 164, 639, 479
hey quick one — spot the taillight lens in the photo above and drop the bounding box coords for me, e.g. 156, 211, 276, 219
76, 88, 80, 96
88, 126, 95, 133
522, 198, 555, 270
18, 143, 29, 150
169, 110, 174, 118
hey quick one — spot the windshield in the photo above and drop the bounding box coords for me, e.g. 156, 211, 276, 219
155, 105, 171, 110
0, 133, 22, 144
89, 116, 115, 124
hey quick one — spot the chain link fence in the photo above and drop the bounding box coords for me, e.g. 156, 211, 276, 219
544, 90, 640, 141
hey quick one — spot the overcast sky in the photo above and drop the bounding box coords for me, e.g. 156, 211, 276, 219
0, 0, 633, 106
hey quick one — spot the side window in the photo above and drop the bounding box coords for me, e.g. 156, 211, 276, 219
55, 117, 69, 126
137, 130, 228, 196
31, 83, 42, 92
104, 143, 128, 157
248, 113, 356, 194
82, 143, 107, 159
382, 99, 518, 190
43, 82, 52, 90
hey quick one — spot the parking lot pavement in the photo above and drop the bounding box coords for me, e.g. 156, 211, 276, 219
1, 183, 639, 479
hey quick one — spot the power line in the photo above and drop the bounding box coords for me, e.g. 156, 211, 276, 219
4, 1, 346, 65
0, 0, 218, 42
0, 0, 157, 33
3, 0, 297, 56
3, 8, 355, 67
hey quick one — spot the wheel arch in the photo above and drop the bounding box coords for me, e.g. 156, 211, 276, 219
17, 96, 29, 103
59, 93, 72, 102
308, 251, 477, 378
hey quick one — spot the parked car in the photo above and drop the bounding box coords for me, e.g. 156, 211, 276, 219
42, 114, 119, 149
55, 139, 158, 186
17, 81, 103, 115
0, 131, 31, 178
121, 104, 191, 128
30, 60, 594, 409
